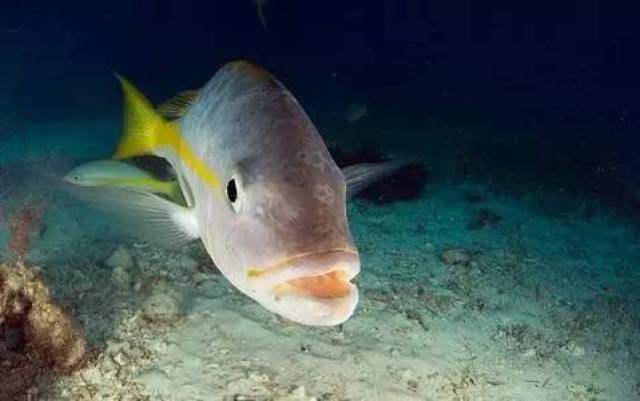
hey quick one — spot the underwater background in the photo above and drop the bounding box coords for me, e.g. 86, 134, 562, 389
1, 1, 639, 400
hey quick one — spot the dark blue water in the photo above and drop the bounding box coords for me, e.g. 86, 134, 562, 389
2, 1, 639, 221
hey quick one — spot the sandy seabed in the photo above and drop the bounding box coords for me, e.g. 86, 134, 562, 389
1, 123, 639, 401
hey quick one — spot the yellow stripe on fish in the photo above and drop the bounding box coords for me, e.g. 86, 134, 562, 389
112, 74, 221, 189
99, 176, 177, 196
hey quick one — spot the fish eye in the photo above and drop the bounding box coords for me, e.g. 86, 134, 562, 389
226, 178, 237, 203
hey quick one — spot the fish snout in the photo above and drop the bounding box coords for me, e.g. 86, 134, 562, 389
274, 249, 359, 296
62, 171, 78, 184
247, 249, 360, 326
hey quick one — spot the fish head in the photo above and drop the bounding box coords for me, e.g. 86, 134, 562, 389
63, 169, 82, 184
192, 62, 360, 326
63, 164, 93, 186
218, 148, 359, 326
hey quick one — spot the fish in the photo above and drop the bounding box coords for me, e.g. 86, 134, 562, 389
346, 102, 367, 123
342, 160, 408, 197
110, 61, 361, 326
63, 159, 179, 199
254, 0, 268, 30
78, 61, 405, 326
156, 89, 199, 120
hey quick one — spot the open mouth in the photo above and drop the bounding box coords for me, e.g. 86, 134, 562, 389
248, 249, 359, 299
276, 269, 352, 298
245, 249, 360, 326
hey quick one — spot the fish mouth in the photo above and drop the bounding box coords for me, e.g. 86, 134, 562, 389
278, 270, 353, 298
248, 249, 359, 292
247, 249, 360, 325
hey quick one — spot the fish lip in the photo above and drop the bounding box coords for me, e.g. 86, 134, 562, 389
272, 284, 359, 326
247, 249, 360, 291
245, 249, 360, 326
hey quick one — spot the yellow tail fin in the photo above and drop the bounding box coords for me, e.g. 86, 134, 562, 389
113, 74, 172, 159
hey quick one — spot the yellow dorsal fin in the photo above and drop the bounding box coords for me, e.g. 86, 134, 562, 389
156, 89, 199, 120
113, 74, 178, 159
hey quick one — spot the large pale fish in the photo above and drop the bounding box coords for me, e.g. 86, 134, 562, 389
83, 61, 403, 326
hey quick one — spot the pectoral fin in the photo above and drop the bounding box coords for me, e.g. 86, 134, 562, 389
68, 185, 199, 246
342, 160, 408, 198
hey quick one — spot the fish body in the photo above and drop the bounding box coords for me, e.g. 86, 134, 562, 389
254, 0, 268, 29
112, 61, 360, 325
64, 159, 178, 198
346, 102, 367, 123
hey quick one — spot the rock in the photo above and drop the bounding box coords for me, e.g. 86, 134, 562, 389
467, 208, 502, 230
136, 367, 170, 387
107, 246, 137, 289
25, 300, 87, 370
106, 245, 133, 270
523, 348, 537, 358
176, 254, 198, 271
0, 261, 86, 372
440, 248, 472, 267
111, 265, 133, 289
274, 385, 317, 401
141, 280, 184, 325
400, 368, 414, 381
562, 340, 585, 357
